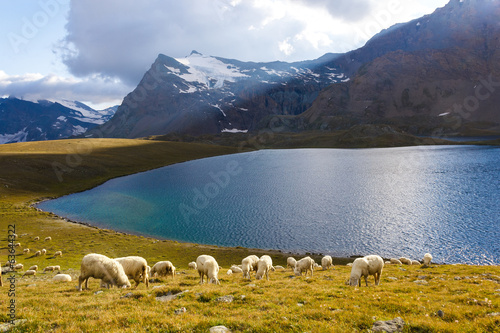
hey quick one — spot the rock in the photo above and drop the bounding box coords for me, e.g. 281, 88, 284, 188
386, 277, 398, 281
120, 292, 134, 299
209, 325, 231, 333
487, 312, 500, 317
414, 280, 428, 285
0, 319, 27, 333
156, 290, 189, 302
94, 290, 103, 295
174, 307, 187, 315
152, 285, 166, 289
215, 295, 234, 303
437, 310, 445, 318
372, 317, 405, 332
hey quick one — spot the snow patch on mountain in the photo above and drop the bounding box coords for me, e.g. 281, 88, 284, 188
0, 128, 28, 144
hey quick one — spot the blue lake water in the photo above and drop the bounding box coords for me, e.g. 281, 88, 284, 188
37, 146, 500, 265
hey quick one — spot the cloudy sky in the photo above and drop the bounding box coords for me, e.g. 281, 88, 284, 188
1, 0, 449, 109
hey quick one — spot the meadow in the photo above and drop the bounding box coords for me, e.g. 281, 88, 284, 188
0, 138, 499, 332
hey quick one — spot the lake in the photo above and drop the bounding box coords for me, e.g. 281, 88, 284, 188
37, 145, 500, 265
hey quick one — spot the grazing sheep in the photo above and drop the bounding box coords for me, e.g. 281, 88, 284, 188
274, 265, 285, 270
28, 265, 38, 271
23, 248, 30, 254
14, 264, 23, 270
255, 255, 274, 281
226, 269, 233, 275
53, 274, 72, 282
196, 255, 220, 285
43, 265, 60, 272
241, 255, 259, 279
151, 261, 175, 279
390, 258, 402, 265
230, 265, 243, 273
188, 261, 197, 270
33, 236, 40, 241
14, 243, 21, 247
78, 253, 131, 291
54, 251, 63, 257
115, 256, 149, 288
411, 260, 420, 266
294, 256, 315, 277
321, 255, 333, 270
34, 250, 41, 257
41, 249, 47, 256
349, 255, 384, 287
287, 257, 297, 270
422, 253, 433, 267
44, 236, 52, 241
22, 270, 37, 277
399, 257, 412, 265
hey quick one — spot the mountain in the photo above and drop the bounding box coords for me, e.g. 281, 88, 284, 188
86, 51, 348, 138
0, 97, 117, 144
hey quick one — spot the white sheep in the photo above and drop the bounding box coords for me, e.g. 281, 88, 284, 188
321, 255, 333, 270
22, 270, 37, 277
54, 251, 63, 257
255, 255, 274, 281
43, 265, 60, 272
34, 250, 41, 257
151, 261, 175, 280
349, 255, 384, 287
196, 255, 220, 285
53, 274, 72, 282
230, 265, 243, 273
241, 255, 259, 279
33, 236, 40, 241
287, 257, 297, 270
399, 257, 412, 265
44, 236, 52, 241
28, 265, 38, 271
188, 261, 197, 270
274, 265, 285, 270
78, 253, 131, 291
422, 253, 433, 267
411, 260, 420, 266
41, 249, 47, 256
390, 258, 402, 265
294, 256, 315, 277
23, 248, 30, 254
14, 242, 21, 247
14, 263, 24, 270
115, 256, 149, 288
226, 269, 233, 275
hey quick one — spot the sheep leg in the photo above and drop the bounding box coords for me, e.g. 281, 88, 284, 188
364, 276, 368, 287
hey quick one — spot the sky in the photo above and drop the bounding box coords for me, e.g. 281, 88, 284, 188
0, 0, 449, 109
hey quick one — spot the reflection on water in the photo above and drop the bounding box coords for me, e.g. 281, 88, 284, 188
38, 145, 500, 265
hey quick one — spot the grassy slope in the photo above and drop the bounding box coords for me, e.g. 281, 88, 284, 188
0, 138, 499, 332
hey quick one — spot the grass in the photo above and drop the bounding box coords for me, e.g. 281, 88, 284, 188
0, 138, 499, 332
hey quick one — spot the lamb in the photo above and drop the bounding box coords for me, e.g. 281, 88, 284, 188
14, 263, 24, 270
28, 265, 38, 271
22, 270, 36, 277
115, 256, 149, 288
230, 265, 243, 273
53, 274, 72, 282
78, 253, 131, 291
422, 253, 433, 267
23, 248, 30, 254
54, 251, 63, 257
294, 256, 315, 277
399, 257, 412, 265
255, 255, 274, 281
321, 255, 333, 270
390, 258, 402, 265
188, 261, 197, 270
41, 249, 47, 255
196, 255, 220, 285
349, 255, 384, 287
43, 265, 61, 272
287, 257, 297, 270
44, 236, 52, 241
150, 261, 175, 280
241, 255, 259, 279
34, 250, 41, 257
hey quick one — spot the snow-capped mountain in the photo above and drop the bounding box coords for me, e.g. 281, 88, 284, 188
0, 97, 117, 144
86, 50, 347, 138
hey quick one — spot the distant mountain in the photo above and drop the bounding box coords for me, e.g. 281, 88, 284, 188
0, 97, 117, 144
86, 51, 348, 138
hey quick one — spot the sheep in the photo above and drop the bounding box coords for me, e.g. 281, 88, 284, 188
422, 253, 433, 267
53, 274, 72, 282
44, 236, 52, 241
28, 265, 38, 271
14, 264, 24, 270
33, 236, 40, 241
349, 255, 384, 287
230, 265, 243, 273
196, 255, 220, 285
115, 256, 149, 288
14, 242, 21, 247
412, 260, 421, 266
399, 257, 412, 265
255, 255, 274, 281
294, 256, 315, 277
41, 249, 47, 255
274, 265, 285, 270
188, 261, 197, 270
43, 265, 61, 272
150, 261, 175, 280
321, 255, 333, 270
23, 248, 30, 254
226, 269, 233, 275
22, 270, 37, 277
241, 255, 259, 279
34, 250, 41, 257
390, 258, 402, 265
287, 257, 297, 270
54, 251, 62, 257
78, 253, 131, 291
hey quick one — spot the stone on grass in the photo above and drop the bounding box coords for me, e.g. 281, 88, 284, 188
209, 325, 231, 333
215, 295, 234, 303
372, 317, 405, 332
